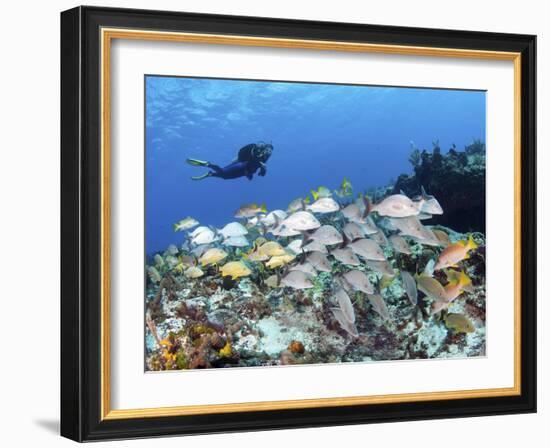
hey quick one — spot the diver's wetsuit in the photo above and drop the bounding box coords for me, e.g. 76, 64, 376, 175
201, 159, 266, 180
187, 142, 272, 181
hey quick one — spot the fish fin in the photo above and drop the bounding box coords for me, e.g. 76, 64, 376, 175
341, 232, 349, 248
362, 195, 372, 218
260, 203, 267, 213
304, 196, 311, 205
311, 189, 319, 201
421, 185, 428, 199
301, 231, 313, 247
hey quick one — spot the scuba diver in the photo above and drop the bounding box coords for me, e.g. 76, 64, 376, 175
186, 142, 273, 181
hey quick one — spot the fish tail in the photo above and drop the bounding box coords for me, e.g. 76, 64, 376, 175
260, 203, 267, 213
362, 195, 373, 218
460, 270, 472, 286
311, 189, 319, 201
421, 185, 428, 199
301, 231, 313, 247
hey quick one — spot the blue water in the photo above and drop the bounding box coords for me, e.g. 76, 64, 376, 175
146, 76, 485, 253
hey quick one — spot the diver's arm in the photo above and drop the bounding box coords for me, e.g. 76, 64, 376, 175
258, 162, 267, 177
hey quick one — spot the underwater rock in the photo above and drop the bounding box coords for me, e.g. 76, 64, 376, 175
392, 140, 486, 233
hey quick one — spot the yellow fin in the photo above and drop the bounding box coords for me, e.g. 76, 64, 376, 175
311, 189, 319, 201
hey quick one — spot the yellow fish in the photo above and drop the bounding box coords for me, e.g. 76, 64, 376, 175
258, 241, 286, 257
434, 235, 478, 270
265, 252, 296, 269
220, 261, 252, 279
444, 313, 475, 333
173, 216, 199, 232
184, 266, 204, 279
199, 248, 228, 266
416, 274, 448, 302
379, 274, 395, 290
444, 269, 473, 300
334, 177, 353, 197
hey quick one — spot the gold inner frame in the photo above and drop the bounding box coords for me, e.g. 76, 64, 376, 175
100, 28, 522, 420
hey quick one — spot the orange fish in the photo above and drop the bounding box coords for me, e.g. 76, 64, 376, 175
434, 235, 478, 270
431, 270, 473, 314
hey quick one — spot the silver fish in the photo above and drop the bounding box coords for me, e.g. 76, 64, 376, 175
370, 230, 389, 246
341, 203, 365, 223
414, 186, 443, 215
307, 251, 332, 272
281, 211, 321, 231
260, 210, 287, 227
343, 222, 365, 241
348, 238, 386, 261
289, 261, 317, 277
389, 216, 436, 241
270, 224, 301, 237
189, 225, 211, 238
218, 222, 248, 238
335, 287, 355, 323
364, 259, 395, 277
280, 270, 314, 289
421, 198, 443, 215
389, 234, 412, 255
330, 307, 359, 337
285, 238, 304, 254
360, 216, 380, 235
331, 247, 360, 266
307, 197, 340, 214
222, 235, 249, 247
308, 225, 343, 246
287, 197, 307, 213
191, 228, 218, 245
342, 269, 374, 294
367, 294, 390, 320
370, 194, 419, 218
401, 271, 418, 306
303, 239, 328, 254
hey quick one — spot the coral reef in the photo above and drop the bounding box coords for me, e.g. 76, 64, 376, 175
390, 140, 486, 233
145, 169, 486, 370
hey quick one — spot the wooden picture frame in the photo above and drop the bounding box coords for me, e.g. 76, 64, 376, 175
61, 6, 536, 441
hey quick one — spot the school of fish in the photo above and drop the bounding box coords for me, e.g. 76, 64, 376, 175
148, 178, 481, 339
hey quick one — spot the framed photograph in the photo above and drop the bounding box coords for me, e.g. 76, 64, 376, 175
60, 6, 536, 441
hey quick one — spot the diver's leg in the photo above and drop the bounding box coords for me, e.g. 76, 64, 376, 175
207, 164, 223, 175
